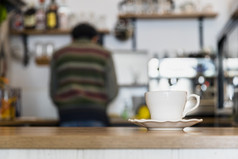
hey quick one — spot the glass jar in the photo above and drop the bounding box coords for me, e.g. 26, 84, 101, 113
0, 85, 16, 120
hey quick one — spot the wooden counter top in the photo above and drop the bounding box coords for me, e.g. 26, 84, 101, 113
0, 117, 59, 126
0, 127, 238, 149
0, 116, 233, 127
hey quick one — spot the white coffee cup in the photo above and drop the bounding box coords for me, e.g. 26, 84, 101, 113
145, 90, 200, 121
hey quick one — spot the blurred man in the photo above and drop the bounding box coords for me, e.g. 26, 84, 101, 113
50, 23, 118, 127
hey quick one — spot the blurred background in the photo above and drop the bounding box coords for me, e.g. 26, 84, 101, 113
0, 0, 238, 126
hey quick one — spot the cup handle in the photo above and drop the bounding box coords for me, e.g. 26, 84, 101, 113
182, 94, 200, 118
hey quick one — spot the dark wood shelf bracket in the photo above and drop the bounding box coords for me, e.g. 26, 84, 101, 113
132, 18, 137, 50
198, 17, 204, 50
22, 34, 29, 66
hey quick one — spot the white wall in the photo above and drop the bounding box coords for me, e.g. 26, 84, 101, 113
8, 0, 234, 118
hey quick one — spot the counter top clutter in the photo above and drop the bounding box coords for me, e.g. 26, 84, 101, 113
0, 127, 238, 149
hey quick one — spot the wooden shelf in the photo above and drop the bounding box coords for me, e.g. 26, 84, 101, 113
10, 28, 110, 66
119, 12, 218, 50
10, 29, 110, 35
230, 0, 238, 19
118, 12, 218, 19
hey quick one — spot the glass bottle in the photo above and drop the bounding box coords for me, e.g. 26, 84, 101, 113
58, 0, 71, 30
23, 3, 37, 29
36, 0, 46, 30
46, 0, 59, 29
0, 77, 15, 120
11, 10, 24, 30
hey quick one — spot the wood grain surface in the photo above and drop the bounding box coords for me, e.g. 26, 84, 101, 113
0, 127, 238, 149
118, 12, 218, 19
0, 117, 59, 126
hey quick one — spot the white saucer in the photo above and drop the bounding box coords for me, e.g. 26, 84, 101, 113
128, 119, 203, 131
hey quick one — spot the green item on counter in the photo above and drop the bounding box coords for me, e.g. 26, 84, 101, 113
0, 4, 7, 24
121, 103, 130, 120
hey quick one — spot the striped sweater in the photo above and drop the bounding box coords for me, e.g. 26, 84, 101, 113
50, 39, 118, 109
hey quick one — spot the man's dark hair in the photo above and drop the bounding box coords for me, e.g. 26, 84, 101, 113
71, 23, 98, 40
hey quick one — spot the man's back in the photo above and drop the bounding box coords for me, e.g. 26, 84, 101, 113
50, 39, 118, 108
49, 23, 118, 126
